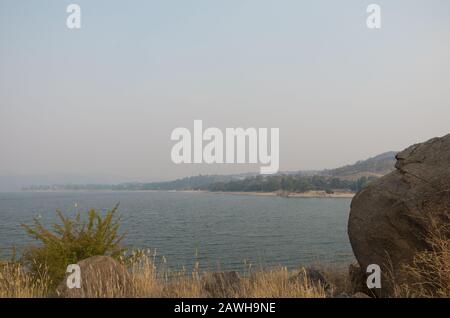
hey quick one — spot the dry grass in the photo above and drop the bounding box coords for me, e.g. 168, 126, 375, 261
0, 253, 327, 298
320, 266, 353, 296
128, 253, 326, 298
393, 214, 450, 298
0, 262, 49, 298
238, 267, 327, 298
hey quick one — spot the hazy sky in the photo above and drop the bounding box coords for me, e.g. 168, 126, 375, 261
1, 0, 449, 184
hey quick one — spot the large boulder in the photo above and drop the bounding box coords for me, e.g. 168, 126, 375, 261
55, 255, 133, 298
348, 134, 450, 294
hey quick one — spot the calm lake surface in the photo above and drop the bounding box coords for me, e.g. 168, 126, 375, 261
0, 191, 354, 271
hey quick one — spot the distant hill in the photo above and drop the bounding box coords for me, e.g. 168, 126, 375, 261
23, 151, 398, 192
116, 175, 236, 191
202, 151, 398, 193
23, 174, 239, 192
319, 151, 397, 181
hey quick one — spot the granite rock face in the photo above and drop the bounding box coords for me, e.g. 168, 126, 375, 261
348, 134, 450, 293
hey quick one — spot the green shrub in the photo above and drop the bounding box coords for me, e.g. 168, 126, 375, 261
21, 204, 126, 287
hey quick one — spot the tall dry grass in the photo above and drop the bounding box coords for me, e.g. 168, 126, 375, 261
238, 267, 327, 298
0, 262, 49, 298
393, 213, 450, 298
1, 253, 327, 298
128, 252, 326, 298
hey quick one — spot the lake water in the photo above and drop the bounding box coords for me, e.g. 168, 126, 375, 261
0, 191, 355, 271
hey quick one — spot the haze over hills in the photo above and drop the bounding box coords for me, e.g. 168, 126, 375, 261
22, 151, 398, 192
318, 151, 397, 181
0, 173, 128, 192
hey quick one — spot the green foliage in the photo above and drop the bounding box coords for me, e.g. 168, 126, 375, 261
21, 204, 126, 287
206, 175, 377, 193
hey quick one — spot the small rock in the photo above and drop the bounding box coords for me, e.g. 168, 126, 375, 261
202, 271, 241, 297
55, 255, 133, 298
289, 267, 332, 291
348, 263, 370, 294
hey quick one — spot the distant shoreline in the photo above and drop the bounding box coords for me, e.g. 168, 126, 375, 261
21, 189, 354, 198
183, 190, 355, 198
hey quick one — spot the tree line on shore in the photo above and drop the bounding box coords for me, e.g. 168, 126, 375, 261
205, 175, 376, 193
25, 174, 377, 194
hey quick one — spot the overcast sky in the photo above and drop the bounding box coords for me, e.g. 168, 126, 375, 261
1, 0, 449, 184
